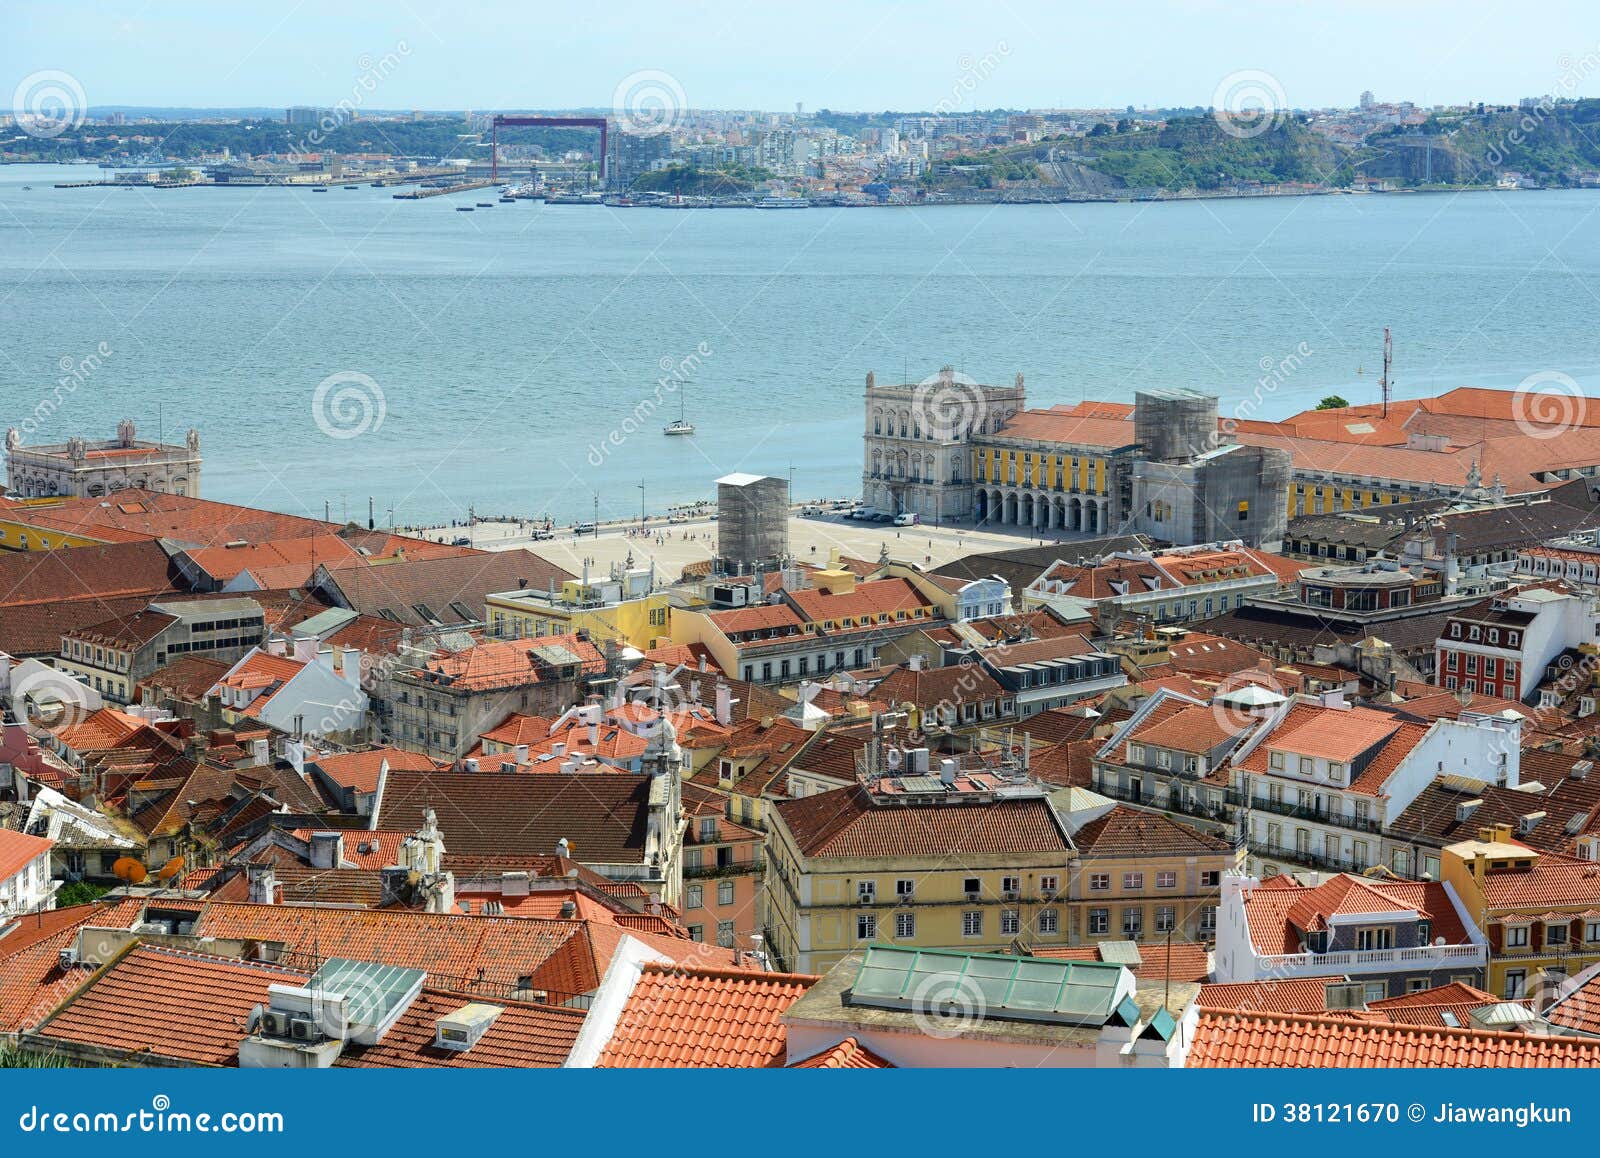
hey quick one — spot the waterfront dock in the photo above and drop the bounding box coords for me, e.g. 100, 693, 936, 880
393, 179, 499, 200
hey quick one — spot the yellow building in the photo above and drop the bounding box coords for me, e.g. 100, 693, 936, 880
1442, 825, 1600, 1000
485, 564, 671, 650
765, 750, 1079, 974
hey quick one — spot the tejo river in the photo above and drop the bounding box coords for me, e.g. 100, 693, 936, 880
4, 163, 1600, 523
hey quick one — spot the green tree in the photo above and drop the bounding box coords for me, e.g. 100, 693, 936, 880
1316, 394, 1350, 410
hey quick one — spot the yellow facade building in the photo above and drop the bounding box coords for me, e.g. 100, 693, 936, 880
485, 564, 671, 650
1442, 825, 1600, 1000
765, 753, 1079, 974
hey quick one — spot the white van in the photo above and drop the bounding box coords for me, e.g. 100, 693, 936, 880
574, 522, 597, 535
893, 512, 920, 526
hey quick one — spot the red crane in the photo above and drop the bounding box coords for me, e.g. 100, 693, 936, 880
490, 115, 609, 182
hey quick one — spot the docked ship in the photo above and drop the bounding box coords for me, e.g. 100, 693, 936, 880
756, 195, 810, 208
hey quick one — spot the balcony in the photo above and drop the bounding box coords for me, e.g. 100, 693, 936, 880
1252, 941, 1487, 977
1252, 842, 1370, 875
1227, 791, 1382, 834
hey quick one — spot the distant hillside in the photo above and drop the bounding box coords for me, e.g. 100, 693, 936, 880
926, 102, 1600, 193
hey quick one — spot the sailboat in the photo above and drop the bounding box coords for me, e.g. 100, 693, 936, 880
663, 387, 694, 436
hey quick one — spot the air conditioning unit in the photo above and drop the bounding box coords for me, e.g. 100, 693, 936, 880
58, 947, 79, 971
289, 1017, 322, 1042
965, 891, 982, 902
1002, 892, 1020, 902
260, 1010, 291, 1037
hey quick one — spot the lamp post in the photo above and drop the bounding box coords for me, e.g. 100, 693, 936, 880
638, 480, 646, 524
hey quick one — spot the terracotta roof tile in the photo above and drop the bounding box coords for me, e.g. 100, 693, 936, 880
788, 1036, 895, 1068
1189, 1009, 1600, 1067
0, 829, 53, 881
1071, 804, 1232, 858
597, 962, 817, 1068
775, 785, 1073, 859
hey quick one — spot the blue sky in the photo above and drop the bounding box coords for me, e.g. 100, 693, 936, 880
9, 0, 1600, 112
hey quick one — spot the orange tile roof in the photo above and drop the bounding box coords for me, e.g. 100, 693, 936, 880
1479, 854, 1600, 909
183, 535, 365, 585
1265, 703, 1402, 763
1189, 1009, 1600, 1068
413, 634, 606, 692
0, 900, 148, 1034
0, 829, 53, 881
1241, 875, 1472, 955
775, 785, 1074, 859
335, 988, 586, 1068
1070, 804, 1233, 859
788, 1036, 895, 1068
785, 578, 931, 625
596, 962, 818, 1068
36, 944, 304, 1065
1, 489, 337, 549
311, 747, 437, 794
1031, 939, 1212, 983
1196, 975, 1349, 1015
1126, 704, 1236, 754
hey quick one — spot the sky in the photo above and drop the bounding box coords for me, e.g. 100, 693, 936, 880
8, 0, 1600, 113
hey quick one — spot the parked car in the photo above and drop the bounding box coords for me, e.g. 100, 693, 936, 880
451, 536, 472, 546
529, 528, 554, 540
574, 522, 596, 535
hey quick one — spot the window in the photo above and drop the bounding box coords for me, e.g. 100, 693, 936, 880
963, 877, 981, 896
699, 818, 718, 842
1198, 905, 1217, 933
1001, 875, 1020, 895
1355, 926, 1394, 951
684, 849, 702, 872
1089, 872, 1110, 891
895, 912, 915, 939
1407, 978, 1432, 994
1123, 872, 1144, 890
1088, 908, 1109, 935
857, 914, 877, 940
718, 881, 735, 906
685, 884, 704, 909
1122, 908, 1143, 938
1200, 870, 1221, 887
895, 878, 915, 898
1039, 874, 1059, 894
1156, 871, 1177, 889
1586, 921, 1600, 944
1298, 756, 1314, 774
1001, 910, 1020, 936
1270, 751, 1285, 770
858, 880, 876, 904
1328, 762, 1344, 783
687, 924, 704, 942
1506, 924, 1530, 947
1547, 922, 1570, 948
962, 911, 983, 937
1156, 906, 1176, 933
1505, 969, 1527, 999
717, 921, 735, 948
1038, 909, 1059, 935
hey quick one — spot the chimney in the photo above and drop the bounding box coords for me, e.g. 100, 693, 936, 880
309, 831, 343, 869
714, 680, 735, 727
246, 863, 277, 905
908, 653, 925, 671
251, 738, 269, 764
556, 837, 571, 859
939, 758, 959, 786
513, 744, 530, 764
559, 900, 577, 918
266, 636, 287, 658
317, 646, 336, 671
292, 635, 317, 664
341, 647, 364, 689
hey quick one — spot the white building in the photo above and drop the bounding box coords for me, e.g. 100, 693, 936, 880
861, 368, 1024, 522
5, 419, 201, 499
206, 638, 369, 742
1436, 587, 1599, 702
0, 829, 57, 917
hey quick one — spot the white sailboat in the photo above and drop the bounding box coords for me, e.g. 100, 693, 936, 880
663, 387, 695, 436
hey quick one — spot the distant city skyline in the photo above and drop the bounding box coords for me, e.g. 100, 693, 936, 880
9, 0, 1600, 113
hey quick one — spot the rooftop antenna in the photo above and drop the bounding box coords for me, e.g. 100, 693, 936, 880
1379, 327, 1393, 419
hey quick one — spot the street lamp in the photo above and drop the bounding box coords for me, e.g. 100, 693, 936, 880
638, 480, 646, 524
